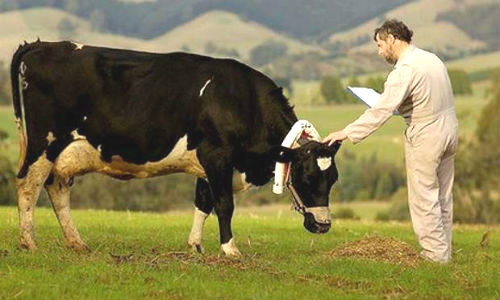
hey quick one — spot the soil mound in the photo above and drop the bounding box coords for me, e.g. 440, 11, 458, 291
327, 236, 422, 267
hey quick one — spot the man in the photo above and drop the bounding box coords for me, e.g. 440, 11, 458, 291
322, 19, 458, 263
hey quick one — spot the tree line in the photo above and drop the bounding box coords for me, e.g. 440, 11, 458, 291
319, 68, 473, 105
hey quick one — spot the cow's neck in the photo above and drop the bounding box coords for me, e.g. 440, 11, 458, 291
235, 106, 297, 187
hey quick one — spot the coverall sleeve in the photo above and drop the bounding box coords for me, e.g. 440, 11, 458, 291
343, 65, 414, 144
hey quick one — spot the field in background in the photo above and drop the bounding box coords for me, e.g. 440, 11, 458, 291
0, 99, 487, 166
0, 83, 489, 167
0, 206, 498, 300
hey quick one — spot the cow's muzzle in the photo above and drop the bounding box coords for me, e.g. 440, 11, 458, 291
303, 207, 331, 234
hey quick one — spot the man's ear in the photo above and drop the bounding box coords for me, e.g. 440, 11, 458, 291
269, 146, 296, 163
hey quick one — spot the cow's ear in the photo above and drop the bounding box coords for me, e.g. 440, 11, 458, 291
329, 141, 342, 156
269, 146, 296, 163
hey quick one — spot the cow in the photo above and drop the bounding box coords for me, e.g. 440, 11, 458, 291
10, 40, 341, 257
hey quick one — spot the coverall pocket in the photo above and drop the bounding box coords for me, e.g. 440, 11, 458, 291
404, 124, 416, 145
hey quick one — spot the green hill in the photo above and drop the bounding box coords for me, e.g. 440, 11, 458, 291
327, 0, 497, 58
142, 10, 323, 60
0, 7, 146, 64
0, 8, 322, 65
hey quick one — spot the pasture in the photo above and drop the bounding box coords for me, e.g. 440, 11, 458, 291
0, 79, 495, 300
0, 206, 498, 300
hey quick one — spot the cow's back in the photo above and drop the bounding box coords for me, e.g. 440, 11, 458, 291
12, 41, 295, 183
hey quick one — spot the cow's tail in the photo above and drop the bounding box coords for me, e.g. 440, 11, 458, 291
11, 42, 39, 178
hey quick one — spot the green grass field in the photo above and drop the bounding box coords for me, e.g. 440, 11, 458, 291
0, 206, 498, 300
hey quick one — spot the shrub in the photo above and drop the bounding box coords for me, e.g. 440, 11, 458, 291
333, 207, 360, 220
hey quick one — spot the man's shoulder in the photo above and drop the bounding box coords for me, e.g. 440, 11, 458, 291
407, 47, 444, 65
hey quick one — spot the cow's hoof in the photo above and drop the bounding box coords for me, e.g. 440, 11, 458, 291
221, 238, 242, 258
67, 242, 91, 253
189, 243, 204, 254
19, 241, 37, 252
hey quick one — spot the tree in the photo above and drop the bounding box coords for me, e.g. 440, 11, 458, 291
274, 77, 293, 96
58, 18, 77, 40
64, 0, 79, 14
453, 68, 500, 223
0, 61, 11, 105
89, 9, 107, 32
448, 69, 472, 95
346, 76, 361, 104
364, 76, 385, 93
249, 40, 288, 67
320, 75, 347, 104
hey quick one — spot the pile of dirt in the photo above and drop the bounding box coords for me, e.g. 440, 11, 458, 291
327, 236, 422, 267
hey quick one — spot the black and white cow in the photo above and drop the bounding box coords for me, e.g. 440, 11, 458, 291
11, 40, 341, 256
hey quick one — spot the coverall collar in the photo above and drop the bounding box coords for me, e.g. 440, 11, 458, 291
394, 44, 416, 68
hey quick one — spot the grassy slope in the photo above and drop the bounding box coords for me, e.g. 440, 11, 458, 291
446, 51, 500, 72
0, 206, 498, 300
328, 0, 495, 55
0, 8, 322, 64
145, 10, 323, 60
0, 7, 148, 64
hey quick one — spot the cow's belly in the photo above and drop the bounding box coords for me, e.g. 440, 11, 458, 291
53, 135, 206, 180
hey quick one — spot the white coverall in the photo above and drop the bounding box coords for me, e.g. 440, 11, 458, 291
343, 45, 459, 263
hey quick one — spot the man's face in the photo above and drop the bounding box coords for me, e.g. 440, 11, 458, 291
375, 33, 397, 65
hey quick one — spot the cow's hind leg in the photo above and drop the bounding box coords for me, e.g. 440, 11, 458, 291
188, 178, 213, 253
16, 153, 53, 250
45, 175, 89, 252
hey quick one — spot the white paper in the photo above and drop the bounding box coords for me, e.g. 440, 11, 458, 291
347, 86, 380, 108
347, 86, 399, 115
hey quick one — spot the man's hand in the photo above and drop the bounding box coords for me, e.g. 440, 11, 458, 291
322, 130, 347, 146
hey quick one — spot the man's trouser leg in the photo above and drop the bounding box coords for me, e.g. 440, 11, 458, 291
405, 118, 457, 263
437, 152, 455, 261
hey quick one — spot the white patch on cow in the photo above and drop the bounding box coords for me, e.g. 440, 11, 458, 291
52, 135, 206, 181
221, 238, 241, 257
316, 157, 331, 171
19, 61, 27, 75
46, 131, 56, 145
232, 171, 252, 192
199, 79, 212, 97
188, 207, 209, 253
83, 116, 87, 121
71, 129, 86, 140
72, 42, 84, 50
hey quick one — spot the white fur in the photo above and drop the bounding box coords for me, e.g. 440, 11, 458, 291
71, 129, 86, 140
53, 135, 205, 180
232, 171, 252, 192
273, 120, 321, 194
316, 157, 331, 171
199, 79, 212, 97
306, 206, 331, 224
72, 42, 84, 50
188, 207, 209, 253
221, 238, 241, 257
46, 131, 56, 145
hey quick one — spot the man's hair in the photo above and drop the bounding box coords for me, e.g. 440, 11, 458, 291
373, 19, 413, 43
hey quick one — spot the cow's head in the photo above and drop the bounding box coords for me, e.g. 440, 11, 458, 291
272, 141, 341, 234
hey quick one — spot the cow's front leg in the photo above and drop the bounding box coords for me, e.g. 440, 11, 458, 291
188, 178, 213, 253
199, 149, 241, 257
